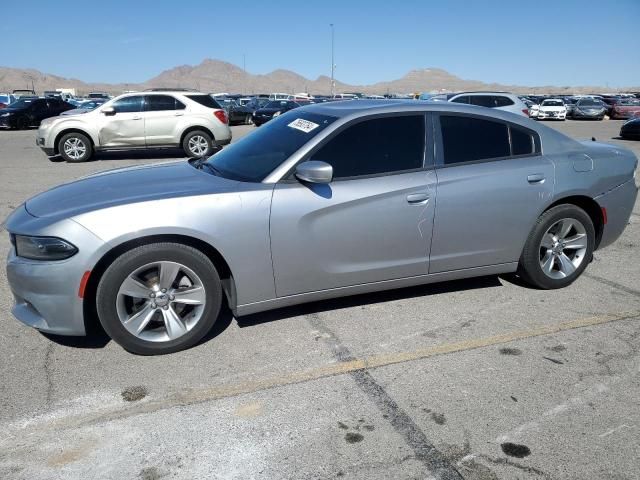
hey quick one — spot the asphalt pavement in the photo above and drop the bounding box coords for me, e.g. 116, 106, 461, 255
0, 118, 638, 480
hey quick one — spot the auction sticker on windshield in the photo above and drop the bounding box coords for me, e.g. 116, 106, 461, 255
288, 118, 320, 133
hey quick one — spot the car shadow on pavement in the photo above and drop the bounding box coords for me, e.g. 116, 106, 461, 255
48, 148, 187, 163
237, 275, 504, 328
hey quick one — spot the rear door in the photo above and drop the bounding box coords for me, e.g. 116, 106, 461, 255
430, 113, 554, 273
270, 114, 436, 296
144, 95, 184, 145
98, 95, 145, 146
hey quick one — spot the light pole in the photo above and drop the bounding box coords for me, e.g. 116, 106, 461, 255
330, 23, 335, 97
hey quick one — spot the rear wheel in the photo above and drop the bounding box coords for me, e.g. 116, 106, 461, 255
518, 204, 595, 289
96, 243, 222, 355
245, 114, 253, 125
58, 132, 93, 162
182, 130, 213, 158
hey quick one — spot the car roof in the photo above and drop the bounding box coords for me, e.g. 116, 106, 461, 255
300, 100, 581, 152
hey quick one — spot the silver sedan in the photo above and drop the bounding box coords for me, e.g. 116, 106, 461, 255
4, 101, 638, 354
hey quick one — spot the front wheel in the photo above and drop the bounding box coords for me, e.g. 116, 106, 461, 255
245, 114, 254, 125
518, 204, 595, 289
58, 132, 93, 162
182, 130, 214, 158
96, 243, 222, 355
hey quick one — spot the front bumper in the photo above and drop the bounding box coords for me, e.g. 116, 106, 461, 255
538, 112, 566, 120
5, 206, 107, 336
595, 178, 638, 250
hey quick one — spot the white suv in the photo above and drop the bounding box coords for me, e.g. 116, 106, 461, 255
448, 92, 530, 117
37, 91, 232, 162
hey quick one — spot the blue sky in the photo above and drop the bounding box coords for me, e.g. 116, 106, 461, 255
4, 0, 639, 87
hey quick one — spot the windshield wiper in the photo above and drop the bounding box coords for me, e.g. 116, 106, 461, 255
192, 158, 224, 177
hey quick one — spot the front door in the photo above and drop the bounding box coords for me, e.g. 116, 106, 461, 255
98, 95, 145, 146
270, 114, 436, 297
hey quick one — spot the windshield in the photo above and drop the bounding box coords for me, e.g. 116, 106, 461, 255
542, 100, 564, 106
577, 99, 601, 107
205, 111, 336, 182
0, 95, 10, 104
6, 98, 35, 109
264, 100, 291, 109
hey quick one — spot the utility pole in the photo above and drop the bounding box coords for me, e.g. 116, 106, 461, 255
243, 53, 246, 95
330, 23, 335, 97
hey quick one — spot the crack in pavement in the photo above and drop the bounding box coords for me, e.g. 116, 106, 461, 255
306, 312, 463, 480
584, 273, 640, 298
43, 343, 54, 407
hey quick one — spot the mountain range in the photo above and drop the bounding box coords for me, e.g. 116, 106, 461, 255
1, 59, 637, 96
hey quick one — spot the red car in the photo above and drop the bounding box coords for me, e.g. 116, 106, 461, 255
609, 98, 640, 120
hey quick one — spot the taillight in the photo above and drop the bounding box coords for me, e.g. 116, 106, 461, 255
522, 109, 530, 116
214, 110, 228, 124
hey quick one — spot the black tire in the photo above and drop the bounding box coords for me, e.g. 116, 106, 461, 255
182, 130, 214, 158
16, 116, 29, 130
518, 204, 595, 289
96, 242, 222, 355
58, 132, 93, 162
245, 114, 253, 125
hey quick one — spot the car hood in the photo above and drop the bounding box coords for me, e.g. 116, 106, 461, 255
540, 106, 565, 111
25, 160, 242, 220
0, 107, 24, 114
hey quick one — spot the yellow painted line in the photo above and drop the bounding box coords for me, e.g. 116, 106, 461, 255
12, 310, 640, 435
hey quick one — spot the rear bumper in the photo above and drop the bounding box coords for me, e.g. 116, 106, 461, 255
595, 178, 638, 249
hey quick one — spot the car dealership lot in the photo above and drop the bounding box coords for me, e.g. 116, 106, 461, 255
0, 120, 639, 479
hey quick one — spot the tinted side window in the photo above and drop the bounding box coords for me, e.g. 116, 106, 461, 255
495, 96, 515, 107
510, 126, 534, 156
145, 95, 178, 111
440, 115, 509, 164
451, 95, 469, 104
112, 96, 144, 113
185, 94, 221, 109
470, 95, 497, 108
312, 115, 425, 179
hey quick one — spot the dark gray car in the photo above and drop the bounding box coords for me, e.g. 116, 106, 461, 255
4, 101, 638, 354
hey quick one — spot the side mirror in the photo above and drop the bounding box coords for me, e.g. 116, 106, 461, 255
295, 161, 333, 184
102, 106, 115, 116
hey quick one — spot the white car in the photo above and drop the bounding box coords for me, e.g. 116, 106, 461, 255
537, 99, 567, 121
448, 92, 530, 117
36, 91, 232, 162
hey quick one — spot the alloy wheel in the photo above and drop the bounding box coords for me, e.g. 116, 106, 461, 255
188, 135, 209, 156
116, 261, 207, 342
63, 137, 87, 160
538, 218, 588, 279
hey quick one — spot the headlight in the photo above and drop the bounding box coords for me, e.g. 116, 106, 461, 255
273, 111, 281, 117
1, 113, 11, 117
14, 235, 78, 260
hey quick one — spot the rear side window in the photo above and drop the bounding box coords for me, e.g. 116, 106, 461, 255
185, 94, 222, 109
112, 96, 144, 113
311, 115, 425, 179
440, 115, 509, 164
145, 95, 184, 111
495, 96, 515, 107
510, 126, 534, 156
470, 95, 499, 108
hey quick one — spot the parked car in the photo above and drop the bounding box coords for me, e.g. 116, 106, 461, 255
448, 92, 529, 116
12, 89, 37, 99
609, 98, 640, 120
5, 100, 637, 354
60, 99, 108, 116
36, 91, 231, 162
243, 97, 270, 112
214, 98, 255, 125
521, 98, 539, 118
563, 97, 579, 117
537, 99, 567, 120
569, 98, 606, 120
0, 97, 74, 129
0, 93, 17, 106
88, 92, 110, 99
619, 117, 640, 139
252, 100, 300, 126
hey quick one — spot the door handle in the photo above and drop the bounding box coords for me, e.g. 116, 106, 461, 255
132, 116, 142, 120
527, 174, 545, 184
406, 193, 430, 205
175, 112, 184, 116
